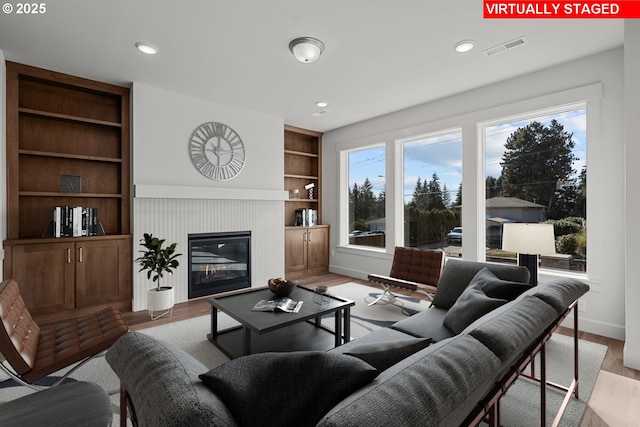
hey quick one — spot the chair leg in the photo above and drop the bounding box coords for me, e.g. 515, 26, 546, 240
0, 350, 106, 390
0, 362, 43, 391
368, 283, 397, 306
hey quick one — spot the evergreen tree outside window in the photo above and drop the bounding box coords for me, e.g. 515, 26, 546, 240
484, 106, 587, 272
348, 146, 386, 248
402, 131, 462, 254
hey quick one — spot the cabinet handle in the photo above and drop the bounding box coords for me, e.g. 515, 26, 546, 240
307, 231, 311, 242
67, 248, 71, 264
79, 247, 83, 263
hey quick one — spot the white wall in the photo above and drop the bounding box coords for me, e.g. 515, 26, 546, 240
132, 82, 283, 191
624, 21, 640, 369
323, 48, 627, 344
131, 83, 287, 311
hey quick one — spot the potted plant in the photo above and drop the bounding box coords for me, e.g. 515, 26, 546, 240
135, 233, 182, 320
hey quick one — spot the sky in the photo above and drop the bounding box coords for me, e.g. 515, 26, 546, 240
348, 106, 587, 205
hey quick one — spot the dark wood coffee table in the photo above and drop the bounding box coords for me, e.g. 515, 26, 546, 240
207, 285, 354, 359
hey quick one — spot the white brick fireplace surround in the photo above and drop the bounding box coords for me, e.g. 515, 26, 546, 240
132, 186, 286, 312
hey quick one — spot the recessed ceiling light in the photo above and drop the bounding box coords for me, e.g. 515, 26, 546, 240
454, 40, 475, 53
135, 42, 158, 55
315, 101, 328, 108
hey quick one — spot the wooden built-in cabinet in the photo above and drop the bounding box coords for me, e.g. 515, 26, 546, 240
285, 225, 329, 278
284, 125, 329, 278
3, 62, 132, 321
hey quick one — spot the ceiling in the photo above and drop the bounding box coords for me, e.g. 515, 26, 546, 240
0, 1, 624, 132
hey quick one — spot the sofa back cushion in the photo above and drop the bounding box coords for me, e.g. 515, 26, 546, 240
106, 332, 239, 427
432, 260, 530, 309
467, 296, 558, 365
529, 278, 590, 313
317, 334, 503, 427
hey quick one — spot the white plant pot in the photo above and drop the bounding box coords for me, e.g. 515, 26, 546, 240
147, 286, 174, 320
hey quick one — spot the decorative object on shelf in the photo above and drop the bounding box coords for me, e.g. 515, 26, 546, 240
268, 277, 298, 297
189, 122, 246, 181
289, 37, 325, 63
305, 182, 315, 199
501, 223, 556, 286
60, 174, 82, 193
135, 233, 182, 320
291, 189, 300, 199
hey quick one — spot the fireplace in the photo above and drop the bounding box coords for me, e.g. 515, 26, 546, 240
188, 231, 251, 298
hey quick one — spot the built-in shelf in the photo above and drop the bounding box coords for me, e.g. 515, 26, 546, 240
19, 149, 123, 163
19, 107, 123, 128
284, 173, 319, 180
19, 191, 123, 198
284, 149, 319, 158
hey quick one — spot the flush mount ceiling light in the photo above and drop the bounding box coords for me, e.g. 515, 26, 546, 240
289, 37, 325, 63
315, 101, 328, 108
454, 40, 475, 53
135, 42, 158, 55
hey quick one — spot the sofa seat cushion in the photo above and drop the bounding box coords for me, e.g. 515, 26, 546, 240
432, 260, 530, 309
106, 332, 239, 427
199, 351, 379, 427
391, 306, 454, 342
344, 337, 433, 371
317, 335, 503, 427
442, 283, 509, 335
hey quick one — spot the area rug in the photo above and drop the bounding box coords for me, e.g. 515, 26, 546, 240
497, 333, 607, 427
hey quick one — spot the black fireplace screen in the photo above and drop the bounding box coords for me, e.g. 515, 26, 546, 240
188, 231, 251, 299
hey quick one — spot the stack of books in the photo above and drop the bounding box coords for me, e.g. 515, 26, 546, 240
46, 205, 104, 238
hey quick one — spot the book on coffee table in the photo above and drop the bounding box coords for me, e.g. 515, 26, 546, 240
251, 297, 303, 313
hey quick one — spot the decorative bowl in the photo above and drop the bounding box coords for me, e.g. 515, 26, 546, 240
268, 278, 297, 297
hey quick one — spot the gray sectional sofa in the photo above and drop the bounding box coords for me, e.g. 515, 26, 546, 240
106, 259, 589, 427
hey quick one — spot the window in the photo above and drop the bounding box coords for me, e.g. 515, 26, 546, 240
402, 130, 462, 254
484, 106, 587, 273
347, 146, 386, 248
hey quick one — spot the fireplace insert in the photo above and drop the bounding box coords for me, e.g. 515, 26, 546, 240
188, 231, 251, 298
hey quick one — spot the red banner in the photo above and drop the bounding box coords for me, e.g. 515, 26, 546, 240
484, 1, 640, 18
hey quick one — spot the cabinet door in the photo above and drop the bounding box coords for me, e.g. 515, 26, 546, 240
285, 228, 308, 273
75, 237, 132, 308
7, 242, 75, 315
307, 227, 329, 271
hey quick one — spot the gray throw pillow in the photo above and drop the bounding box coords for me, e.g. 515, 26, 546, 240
472, 268, 532, 301
442, 283, 508, 334
432, 260, 530, 309
199, 351, 379, 427
345, 337, 433, 371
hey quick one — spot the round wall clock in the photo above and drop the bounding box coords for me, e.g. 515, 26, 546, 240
189, 122, 246, 181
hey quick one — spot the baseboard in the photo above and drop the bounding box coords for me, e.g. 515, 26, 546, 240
329, 265, 368, 281
560, 314, 625, 341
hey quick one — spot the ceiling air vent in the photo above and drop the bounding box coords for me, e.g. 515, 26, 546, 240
483, 36, 528, 57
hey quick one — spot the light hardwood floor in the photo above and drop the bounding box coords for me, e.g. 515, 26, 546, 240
122, 272, 640, 426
